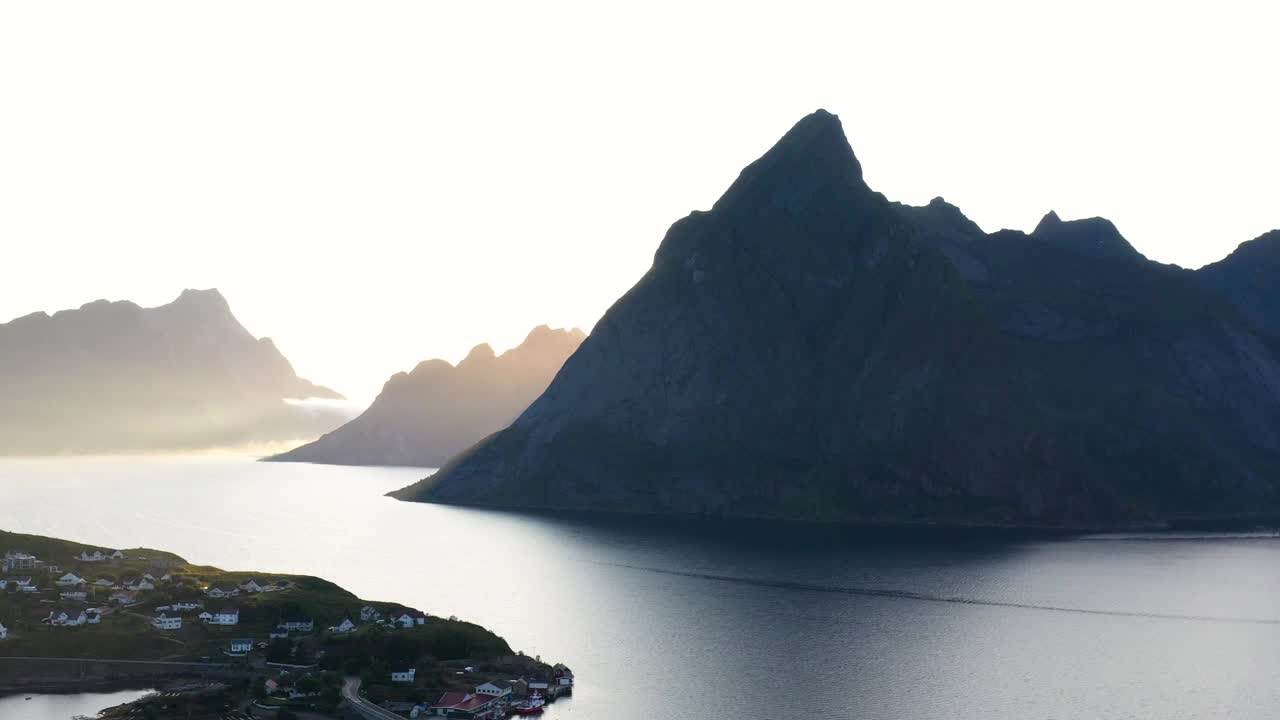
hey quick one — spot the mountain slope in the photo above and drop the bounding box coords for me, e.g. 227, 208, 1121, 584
1196, 230, 1280, 337
267, 325, 585, 468
0, 289, 347, 454
391, 110, 1280, 528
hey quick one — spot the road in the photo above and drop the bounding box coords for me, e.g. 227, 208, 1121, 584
0, 655, 232, 668
341, 676, 408, 720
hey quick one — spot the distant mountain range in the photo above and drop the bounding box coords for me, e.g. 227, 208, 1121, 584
268, 326, 586, 468
0, 289, 349, 454
391, 110, 1280, 529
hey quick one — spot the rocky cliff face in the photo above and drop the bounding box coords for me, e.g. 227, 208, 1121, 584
267, 325, 585, 468
0, 289, 346, 454
391, 110, 1280, 528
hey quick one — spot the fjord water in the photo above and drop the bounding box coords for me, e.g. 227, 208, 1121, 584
0, 688, 154, 719
2, 457, 1280, 719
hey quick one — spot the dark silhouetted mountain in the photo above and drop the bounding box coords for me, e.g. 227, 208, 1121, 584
1196, 230, 1280, 337
266, 325, 586, 468
0, 289, 347, 454
390, 110, 1280, 528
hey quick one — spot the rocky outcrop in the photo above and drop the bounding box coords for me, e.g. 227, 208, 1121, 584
267, 325, 585, 468
391, 110, 1280, 528
0, 289, 346, 454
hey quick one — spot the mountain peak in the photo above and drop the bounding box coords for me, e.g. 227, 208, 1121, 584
520, 324, 586, 347
461, 343, 497, 365
1034, 210, 1063, 233
170, 288, 232, 315
1032, 213, 1139, 259
524, 324, 555, 340
713, 109, 868, 215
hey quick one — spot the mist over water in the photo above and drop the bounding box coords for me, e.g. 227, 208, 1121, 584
2, 456, 1279, 719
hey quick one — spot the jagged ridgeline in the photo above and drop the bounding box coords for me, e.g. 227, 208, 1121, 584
268, 326, 586, 468
0, 289, 346, 454
392, 110, 1280, 528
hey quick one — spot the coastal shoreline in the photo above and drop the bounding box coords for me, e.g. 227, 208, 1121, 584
0, 657, 230, 697
386, 492, 1280, 536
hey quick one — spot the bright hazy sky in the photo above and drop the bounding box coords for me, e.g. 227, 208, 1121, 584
3, 1, 1278, 403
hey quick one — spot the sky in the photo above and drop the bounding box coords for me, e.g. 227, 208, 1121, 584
2, 1, 1278, 403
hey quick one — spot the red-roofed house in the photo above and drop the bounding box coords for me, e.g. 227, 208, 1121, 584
429, 691, 502, 718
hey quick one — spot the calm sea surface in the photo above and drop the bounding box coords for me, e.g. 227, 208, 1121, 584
2, 456, 1280, 719
0, 688, 153, 719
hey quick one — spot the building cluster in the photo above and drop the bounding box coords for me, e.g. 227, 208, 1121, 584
330, 604, 428, 634
1, 548, 155, 601
0, 548, 296, 640
2, 548, 135, 637
408, 666, 575, 719
205, 578, 291, 599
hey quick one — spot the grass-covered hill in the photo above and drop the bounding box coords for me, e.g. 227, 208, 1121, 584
0, 529, 536, 683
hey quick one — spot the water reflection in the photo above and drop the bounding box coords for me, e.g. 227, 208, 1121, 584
1, 457, 1279, 719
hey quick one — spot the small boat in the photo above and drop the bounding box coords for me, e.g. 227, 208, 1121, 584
512, 692, 546, 715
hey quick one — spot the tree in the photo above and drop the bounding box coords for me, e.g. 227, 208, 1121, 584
318, 686, 341, 712
266, 637, 293, 663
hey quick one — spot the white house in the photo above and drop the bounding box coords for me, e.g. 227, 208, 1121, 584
330, 617, 357, 634
126, 579, 155, 591
3, 552, 38, 571
56, 572, 85, 586
391, 667, 416, 683
269, 628, 289, 639
142, 573, 156, 582
85, 609, 101, 624
109, 550, 125, 560
93, 579, 116, 588
205, 586, 239, 598
198, 611, 214, 622
153, 614, 182, 631
172, 601, 202, 611
46, 609, 88, 627
280, 617, 314, 633
60, 590, 88, 601
391, 612, 426, 629
0, 621, 7, 640
78, 550, 106, 562
160, 574, 173, 583
228, 638, 254, 655
359, 605, 381, 622
208, 609, 239, 626
239, 579, 265, 593
475, 680, 512, 698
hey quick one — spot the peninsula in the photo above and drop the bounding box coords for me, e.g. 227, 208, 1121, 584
0, 530, 570, 718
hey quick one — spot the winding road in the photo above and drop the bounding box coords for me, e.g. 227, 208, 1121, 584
341, 676, 408, 720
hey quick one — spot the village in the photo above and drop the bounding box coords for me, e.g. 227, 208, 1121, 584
1, 541, 572, 719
